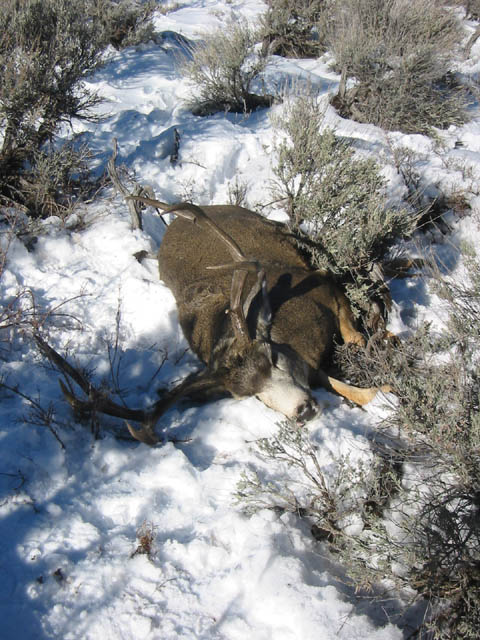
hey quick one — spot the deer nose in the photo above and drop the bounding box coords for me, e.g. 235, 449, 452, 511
296, 399, 318, 424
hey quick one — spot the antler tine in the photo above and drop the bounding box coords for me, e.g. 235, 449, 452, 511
126, 421, 159, 445
36, 334, 155, 441
166, 202, 265, 345
127, 195, 254, 268
208, 263, 272, 339
127, 197, 248, 266
128, 197, 273, 342
132, 367, 226, 437
126, 194, 171, 213
246, 267, 272, 341
35, 333, 226, 445
35, 333, 148, 421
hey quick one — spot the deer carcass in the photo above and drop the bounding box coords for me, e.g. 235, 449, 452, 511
38, 199, 389, 444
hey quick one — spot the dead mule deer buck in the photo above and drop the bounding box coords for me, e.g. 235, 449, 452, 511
38, 199, 389, 445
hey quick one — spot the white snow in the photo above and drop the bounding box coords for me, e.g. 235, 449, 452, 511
2, 2, 480, 639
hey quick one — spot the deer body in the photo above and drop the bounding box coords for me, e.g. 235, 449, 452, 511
160, 205, 357, 372
158, 204, 369, 420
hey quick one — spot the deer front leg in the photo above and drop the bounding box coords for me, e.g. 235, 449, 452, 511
316, 369, 391, 406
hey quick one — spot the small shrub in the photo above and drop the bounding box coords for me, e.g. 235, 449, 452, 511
460, 0, 480, 19
0, 222, 34, 356
181, 19, 273, 116
0, 0, 104, 165
259, 0, 327, 58
328, 0, 468, 134
235, 421, 406, 601
235, 420, 389, 540
271, 94, 415, 321
88, 0, 157, 50
20, 143, 94, 220
227, 176, 249, 207
158, 2, 182, 17
0, 0, 105, 217
0, 0, 156, 219
131, 521, 156, 558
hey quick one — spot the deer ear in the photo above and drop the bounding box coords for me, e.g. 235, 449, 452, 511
255, 300, 272, 341
242, 268, 272, 342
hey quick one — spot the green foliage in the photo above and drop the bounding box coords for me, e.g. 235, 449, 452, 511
259, 0, 327, 58
181, 19, 273, 116
328, 0, 468, 134
271, 94, 415, 319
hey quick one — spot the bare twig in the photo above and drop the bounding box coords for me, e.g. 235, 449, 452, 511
0, 380, 66, 448
107, 139, 143, 230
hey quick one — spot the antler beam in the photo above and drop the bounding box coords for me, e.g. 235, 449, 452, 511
34, 333, 224, 445
128, 197, 272, 345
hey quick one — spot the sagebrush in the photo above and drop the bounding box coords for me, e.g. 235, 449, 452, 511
236, 221, 480, 638
88, 0, 156, 50
335, 241, 480, 638
0, 0, 155, 218
259, 0, 327, 58
328, 0, 468, 134
181, 19, 273, 116
460, 0, 480, 18
271, 94, 416, 323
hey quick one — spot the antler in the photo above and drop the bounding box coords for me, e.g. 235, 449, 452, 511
165, 202, 256, 344
34, 333, 224, 445
128, 196, 272, 344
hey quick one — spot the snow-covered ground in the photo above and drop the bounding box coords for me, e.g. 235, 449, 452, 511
1, 2, 480, 638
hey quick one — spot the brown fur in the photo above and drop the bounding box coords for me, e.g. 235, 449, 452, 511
158, 205, 363, 389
